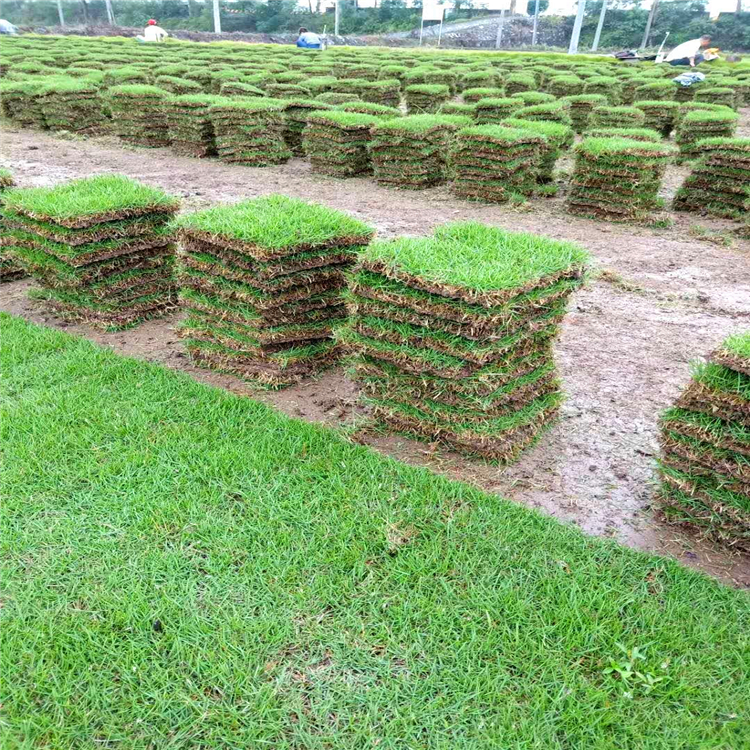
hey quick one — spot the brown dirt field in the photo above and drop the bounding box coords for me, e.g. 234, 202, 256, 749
2, 119, 749, 587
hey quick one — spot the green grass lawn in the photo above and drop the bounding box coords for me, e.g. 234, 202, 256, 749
2, 312, 749, 749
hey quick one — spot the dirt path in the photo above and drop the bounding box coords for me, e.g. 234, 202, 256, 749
2, 122, 749, 587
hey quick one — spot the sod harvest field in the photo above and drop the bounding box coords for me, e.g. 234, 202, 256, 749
2, 314, 749, 748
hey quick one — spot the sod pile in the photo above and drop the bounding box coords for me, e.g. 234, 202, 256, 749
175, 194, 374, 387
155, 75, 203, 96
339, 221, 588, 461
589, 106, 646, 129
303, 110, 382, 177
107, 85, 170, 148
674, 109, 739, 163
209, 98, 291, 166
440, 102, 477, 117
219, 81, 265, 98
656, 332, 750, 552
562, 94, 607, 133
502, 118, 574, 185
633, 99, 680, 137
0, 168, 24, 282
586, 127, 662, 142
316, 92, 360, 106
39, 77, 104, 134
336, 101, 401, 118
368, 115, 471, 189
504, 73, 536, 95
463, 87, 506, 104
165, 94, 221, 158
634, 80, 675, 102
336, 79, 401, 108
450, 126, 544, 202
0, 175, 179, 328
567, 137, 676, 222
673, 137, 750, 224
0, 79, 47, 128
513, 101, 572, 127
510, 91, 557, 107
694, 87, 736, 109
404, 84, 450, 114
280, 99, 331, 156
474, 97, 524, 124
583, 75, 622, 104
546, 74, 584, 98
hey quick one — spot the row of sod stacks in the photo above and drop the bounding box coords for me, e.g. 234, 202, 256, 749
673, 138, 750, 234
303, 111, 383, 177
0, 168, 23, 281
210, 98, 291, 166
339, 222, 589, 461
566, 137, 676, 222
657, 332, 750, 552
107, 85, 170, 147
175, 195, 374, 387
450, 126, 543, 203
674, 109, 739, 163
633, 100, 680, 137
166, 94, 221, 158
368, 115, 471, 189
0, 175, 179, 328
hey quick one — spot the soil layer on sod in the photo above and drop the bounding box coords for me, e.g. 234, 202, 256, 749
657, 331, 750, 552
3, 313, 749, 749
175, 194, 374, 387
339, 221, 588, 461
0, 175, 179, 329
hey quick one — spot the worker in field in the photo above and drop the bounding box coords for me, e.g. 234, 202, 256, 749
137, 19, 168, 43
665, 34, 712, 67
296, 27, 322, 49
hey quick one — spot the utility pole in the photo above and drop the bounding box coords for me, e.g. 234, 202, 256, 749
335, 0, 340, 36
531, 0, 540, 45
591, 0, 607, 52
57, 0, 65, 26
495, 8, 506, 49
104, 0, 116, 25
568, 0, 586, 54
640, 0, 659, 50
213, 0, 222, 33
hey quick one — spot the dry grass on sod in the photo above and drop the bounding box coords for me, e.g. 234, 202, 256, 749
0, 175, 179, 329
5, 314, 749, 747
303, 110, 383, 178
673, 138, 750, 234
0, 167, 24, 282
107, 84, 171, 148
450, 126, 543, 203
339, 222, 588, 461
567, 137, 675, 223
368, 114, 471, 189
175, 194, 373, 387
657, 331, 750, 552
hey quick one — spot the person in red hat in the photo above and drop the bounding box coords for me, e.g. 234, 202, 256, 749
137, 18, 168, 43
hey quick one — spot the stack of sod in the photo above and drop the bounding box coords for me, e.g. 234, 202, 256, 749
586, 127, 662, 142
280, 99, 331, 156
656, 332, 750, 552
589, 106, 646, 129
567, 137, 676, 222
513, 101, 572, 127
0, 175, 179, 328
337, 101, 401, 118
546, 75, 584, 98
209, 98, 291, 166
583, 76, 622, 104
0, 79, 47, 128
219, 81, 265, 98
450, 126, 544, 203
316, 92, 360, 106
474, 97, 524, 124
502, 118, 574, 186
339, 221, 588, 461
674, 109, 739, 163
462, 87, 505, 104
504, 73, 536, 95
175, 194, 374, 388
155, 76, 203, 96
368, 115, 471, 189
633, 100, 680, 137
694, 87, 736, 109
510, 91, 557, 107
404, 84, 450, 114
336, 79, 401, 108
634, 80, 675, 102
107, 85, 170, 148
165, 94, 221, 158
673, 138, 750, 225
302, 111, 382, 178
39, 77, 104, 134
563, 94, 607, 133
0, 168, 24, 282
440, 102, 477, 117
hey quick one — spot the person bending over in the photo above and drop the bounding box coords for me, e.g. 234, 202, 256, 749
296, 27, 322, 49
137, 19, 168, 44
665, 35, 712, 67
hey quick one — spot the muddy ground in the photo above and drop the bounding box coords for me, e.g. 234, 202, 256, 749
2, 120, 749, 587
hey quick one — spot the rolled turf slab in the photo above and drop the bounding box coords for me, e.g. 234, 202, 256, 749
632, 100, 680, 138
656, 331, 750, 552
673, 137, 750, 233
165, 94, 224, 158
566, 137, 676, 223
0, 174, 179, 329
107, 84, 171, 148
303, 110, 384, 178
368, 114, 471, 190
339, 220, 589, 461
0, 168, 25, 282
674, 109, 739, 164
175, 194, 374, 388
450, 125, 545, 203
209, 97, 291, 167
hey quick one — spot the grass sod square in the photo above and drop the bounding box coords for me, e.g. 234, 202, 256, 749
501, 118, 574, 184
107, 84, 171, 147
674, 110, 739, 163
560, 94, 608, 133
589, 106, 646, 129
404, 84, 451, 114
